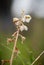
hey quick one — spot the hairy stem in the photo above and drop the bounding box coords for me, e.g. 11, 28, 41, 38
31, 51, 44, 65
10, 29, 19, 65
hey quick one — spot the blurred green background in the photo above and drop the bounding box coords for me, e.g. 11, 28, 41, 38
0, 17, 44, 65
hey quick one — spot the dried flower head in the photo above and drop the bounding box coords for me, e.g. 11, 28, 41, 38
6, 10, 32, 65
13, 14, 31, 32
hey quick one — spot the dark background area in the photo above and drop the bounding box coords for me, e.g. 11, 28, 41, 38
0, 0, 12, 16
0, 0, 15, 33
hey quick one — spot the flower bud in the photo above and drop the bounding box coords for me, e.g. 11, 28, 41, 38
15, 47, 20, 54
22, 15, 31, 23
19, 24, 28, 31
21, 36, 26, 44
13, 18, 20, 26
7, 38, 12, 45
13, 18, 19, 23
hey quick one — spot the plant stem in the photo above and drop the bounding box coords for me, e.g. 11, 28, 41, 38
10, 29, 19, 65
31, 51, 44, 65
